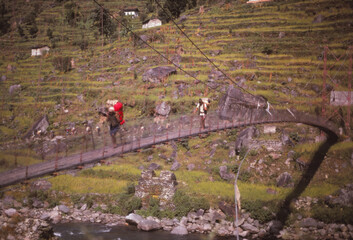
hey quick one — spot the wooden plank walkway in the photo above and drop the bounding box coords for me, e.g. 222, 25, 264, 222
0, 109, 340, 188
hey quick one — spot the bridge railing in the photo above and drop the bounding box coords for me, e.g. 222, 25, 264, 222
0, 107, 341, 188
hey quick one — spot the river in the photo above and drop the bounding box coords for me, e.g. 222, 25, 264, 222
53, 222, 238, 240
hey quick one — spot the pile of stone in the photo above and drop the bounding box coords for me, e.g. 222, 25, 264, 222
1, 196, 353, 239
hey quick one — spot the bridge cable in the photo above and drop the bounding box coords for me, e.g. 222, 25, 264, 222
91, 0, 260, 107
92, 0, 225, 96
234, 146, 253, 240
154, 0, 262, 100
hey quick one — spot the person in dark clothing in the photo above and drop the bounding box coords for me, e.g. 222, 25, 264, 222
100, 107, 123, 148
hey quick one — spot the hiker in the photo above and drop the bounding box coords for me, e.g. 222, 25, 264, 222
99, 107, 122, 148
194, 98, 210, 130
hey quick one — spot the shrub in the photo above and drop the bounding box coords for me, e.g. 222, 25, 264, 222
53, 56, 72, 72
173, 190, 209, 217
242, 200, 279, 223
109, 194, 141, 215
238, 171, 251, 182
47, 27, 53, 40
312, 204, 353, 224
29, 24, 38, 38
289, 132, 300, 143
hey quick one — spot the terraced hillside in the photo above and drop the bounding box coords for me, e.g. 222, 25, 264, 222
0, 0, 352, 167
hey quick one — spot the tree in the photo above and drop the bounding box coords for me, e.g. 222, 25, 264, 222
29, 24, 38, 38
90, 5, 116, 39
64, 1, 81, 27
47, 27, 53, 40
158, 0, 197, 22
17, 25, 26, 38
0, 0, 10, 36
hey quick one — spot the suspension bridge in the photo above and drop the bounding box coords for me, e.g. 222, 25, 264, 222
0, 105, 340, 188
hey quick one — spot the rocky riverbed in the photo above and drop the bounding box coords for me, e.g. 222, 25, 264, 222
1, 194, 353, 240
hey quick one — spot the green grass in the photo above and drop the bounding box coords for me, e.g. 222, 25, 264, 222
49, 175, 128, 194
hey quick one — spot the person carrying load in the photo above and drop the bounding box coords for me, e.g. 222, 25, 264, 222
194, 98, 210, 130
99, 107, 123, 148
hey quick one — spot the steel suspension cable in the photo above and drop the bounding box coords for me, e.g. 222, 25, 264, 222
154, 0, 261, 99
92, 0, 219, 94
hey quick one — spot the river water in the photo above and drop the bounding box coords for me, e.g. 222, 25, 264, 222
53, 223, 237, 240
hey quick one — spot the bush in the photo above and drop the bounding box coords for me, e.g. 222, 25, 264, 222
173, 190, 209, 217
136, 190, 209, 219
108, 193, 142, 215
242, 200, 279, 223
53, 56, 72, 72
312, 204, 353, 224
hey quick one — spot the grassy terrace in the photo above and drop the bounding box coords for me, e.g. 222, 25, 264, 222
0, 0, 352, 223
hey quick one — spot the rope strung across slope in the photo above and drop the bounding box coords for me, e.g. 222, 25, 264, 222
91, 0, 220, 95
91, 0, 263, 108
154, 0, 262, 99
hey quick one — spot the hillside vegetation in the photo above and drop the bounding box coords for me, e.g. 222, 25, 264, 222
0, 0, 352, 232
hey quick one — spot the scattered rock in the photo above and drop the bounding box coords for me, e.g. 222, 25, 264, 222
9, 84, 21, 95
155, 101, 171, 116
58, 205, 70, 214
276, 172, 293, 187
31, 180, 52, 191
171, 161, 181, 171
266, 188, 277, 195
301, 218, 318, 228
148, 163, 161, 171
219, 166, 235, 181
126, 213, 144, 225
142, 66, 177, 84
4, 208, 17, 217
171, 225, 188, 235
279, 32, 285, 38
138, 219, 161, 231
187, 164, 195, 171
263, 125, 276, 134
242, 222, 259, 233
235, 126, 259, 152
313, 14, 324, 23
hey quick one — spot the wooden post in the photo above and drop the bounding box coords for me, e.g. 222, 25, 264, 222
347, 46, 352, 131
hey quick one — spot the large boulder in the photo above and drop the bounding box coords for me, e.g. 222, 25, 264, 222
300, 218, 318, 228
142, 66, 177, 84
155, 101, 171, 116
219, 165, 235, 181
4, 208, 18, 217
326, 184, 353, 207
207, 69, 226, 89
137, 219, 161, 231
235, 126, 259, 152
31, 180, 52, 191
126, 213, 144, 225
218, 85, 267, 121
171, 225, 188, 235
9, 84, 21, 95
276, 172, 293, 187
23, 115, 50, 139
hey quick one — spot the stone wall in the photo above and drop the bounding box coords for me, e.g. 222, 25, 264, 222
135, 170, 177, 209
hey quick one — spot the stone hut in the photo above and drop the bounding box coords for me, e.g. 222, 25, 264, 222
31, 45, 50, 56
123, 7, 139, 18
142, 19, 162, 29
135, 170, 177, 209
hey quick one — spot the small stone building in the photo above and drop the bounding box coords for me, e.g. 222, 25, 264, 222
330, 91, 353, 106
142, 19, 162, 29
135, 170, 177, 209
123, 7, 139, 18
31, 45, 50, 56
